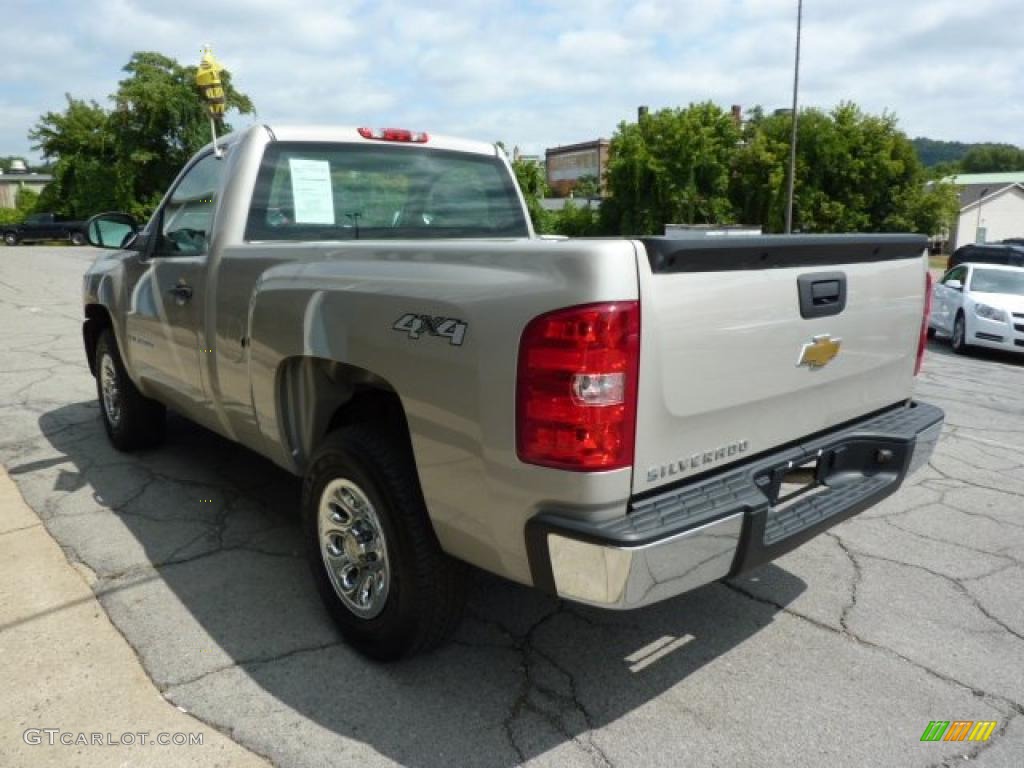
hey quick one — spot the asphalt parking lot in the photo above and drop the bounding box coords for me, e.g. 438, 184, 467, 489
2, 245, 1022, 767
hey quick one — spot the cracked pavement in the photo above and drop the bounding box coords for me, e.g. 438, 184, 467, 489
2, 245, 1023, 767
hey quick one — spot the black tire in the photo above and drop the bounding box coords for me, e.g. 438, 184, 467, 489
70, 231, 86, 246
302, 425, 467, 660
3, 232, 17, 246
94, 329, 166, 450
951, 312, 970, 355
926, 325, 936, 340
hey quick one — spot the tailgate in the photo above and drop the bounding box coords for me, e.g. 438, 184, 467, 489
633, 234, 928, 494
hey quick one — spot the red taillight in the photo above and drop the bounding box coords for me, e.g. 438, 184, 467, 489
516, 302, 640, 471
915, 271, 933, 376
357, 127, 429, 143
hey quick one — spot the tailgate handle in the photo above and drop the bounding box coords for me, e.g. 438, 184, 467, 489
798, 272, 847, 319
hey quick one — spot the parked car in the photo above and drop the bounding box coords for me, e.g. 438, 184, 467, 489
80, 124, 943, 659
929, 263, 1024, 354
3, 212, 88, 246
947, 242, 1024, 271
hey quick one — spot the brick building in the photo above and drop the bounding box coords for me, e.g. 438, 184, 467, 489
545, 139, 610, 197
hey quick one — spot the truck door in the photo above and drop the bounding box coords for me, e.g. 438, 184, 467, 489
124, 152, 223, 421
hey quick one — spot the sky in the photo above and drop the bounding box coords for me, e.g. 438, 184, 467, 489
2, 0, 1022, 162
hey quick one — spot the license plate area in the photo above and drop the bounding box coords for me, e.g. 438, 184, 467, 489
754, 437, 910, 509
765, 457, 823, 508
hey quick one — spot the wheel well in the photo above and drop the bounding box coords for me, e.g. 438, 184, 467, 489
276, 357, 413, 471
83, 304, 113, 376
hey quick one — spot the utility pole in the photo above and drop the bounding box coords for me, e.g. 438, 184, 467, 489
784, 0, 803, 234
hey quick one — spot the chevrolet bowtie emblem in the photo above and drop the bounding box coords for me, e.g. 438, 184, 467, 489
798, 334, 842, 369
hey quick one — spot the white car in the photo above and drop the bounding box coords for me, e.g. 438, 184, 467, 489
929, 263, 1024, 354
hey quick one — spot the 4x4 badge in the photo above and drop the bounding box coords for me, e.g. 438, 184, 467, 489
392, 313, 468, 346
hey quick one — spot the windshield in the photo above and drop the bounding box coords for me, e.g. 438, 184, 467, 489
970, 268, 1024, 296
246, 142, 529, 241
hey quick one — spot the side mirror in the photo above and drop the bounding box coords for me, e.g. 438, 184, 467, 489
86, 212, 139, 249
945, 279, 963, 291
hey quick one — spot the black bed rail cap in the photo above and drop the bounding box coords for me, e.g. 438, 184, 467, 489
640, 233, 929, 273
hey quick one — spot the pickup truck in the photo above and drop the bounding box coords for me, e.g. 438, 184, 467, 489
4, 211, 88, 246
81, 124, 944, 659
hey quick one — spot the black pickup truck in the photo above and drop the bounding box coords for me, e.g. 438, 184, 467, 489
3, 212, 88, 246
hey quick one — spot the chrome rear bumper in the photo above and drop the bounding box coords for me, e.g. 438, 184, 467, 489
526, 401, 944, 609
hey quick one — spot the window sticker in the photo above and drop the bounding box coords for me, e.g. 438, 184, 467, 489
289, 158, 335, 224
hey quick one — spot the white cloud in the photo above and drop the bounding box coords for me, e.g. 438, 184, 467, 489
1, 0, 1022, 163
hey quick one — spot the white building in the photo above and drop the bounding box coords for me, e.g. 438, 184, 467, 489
944, 172, 1024, 251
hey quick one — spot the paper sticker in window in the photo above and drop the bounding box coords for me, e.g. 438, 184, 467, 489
289, 158, 335, 224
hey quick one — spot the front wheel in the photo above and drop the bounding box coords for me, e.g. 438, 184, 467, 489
302, 426, 467, 660
951, 313, 970, 355
94, 329, 166, 450
70, 231, 86, 246
3, 232, 17, 246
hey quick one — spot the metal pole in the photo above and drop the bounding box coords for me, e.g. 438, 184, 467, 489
784, 0, 803, 234
209, 115, 221, 157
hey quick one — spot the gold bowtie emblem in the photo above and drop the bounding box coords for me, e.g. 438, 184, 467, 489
798, 335, 841, 369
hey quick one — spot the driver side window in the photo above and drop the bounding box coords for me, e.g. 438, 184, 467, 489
942, 266, 967, 286
157, 152, 224, 256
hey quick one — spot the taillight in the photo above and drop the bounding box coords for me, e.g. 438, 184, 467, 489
516, 302, 640, 471
357, 127, 429, 143
915, 271, 933, 376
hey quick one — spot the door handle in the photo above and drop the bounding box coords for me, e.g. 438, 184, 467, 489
168, 284, 193, 302
797, 272, 847, 318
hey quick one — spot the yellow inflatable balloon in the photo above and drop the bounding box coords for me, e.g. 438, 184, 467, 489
196, 46, 226, 119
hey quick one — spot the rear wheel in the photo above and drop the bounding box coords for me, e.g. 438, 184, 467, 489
3, 232, 17, 246
951, 312, 970, 354
302, 426, 467, 660
94, 329, 166, 450
70, 231, 86, 246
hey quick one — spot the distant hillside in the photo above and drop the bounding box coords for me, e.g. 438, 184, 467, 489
911, 138, 975, 167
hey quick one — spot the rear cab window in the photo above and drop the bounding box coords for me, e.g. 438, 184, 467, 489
245, 142, 529, 241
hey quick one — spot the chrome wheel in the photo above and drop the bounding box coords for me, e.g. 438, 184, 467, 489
318, 478, 390, 619
99, 353, 121, 427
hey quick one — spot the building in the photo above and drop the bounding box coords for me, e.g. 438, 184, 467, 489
944, 172, 1024, 251
545, 139, 610, 197
0, 170, 52, 209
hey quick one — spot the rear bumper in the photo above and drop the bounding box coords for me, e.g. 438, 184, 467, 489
526, 401, 944, 609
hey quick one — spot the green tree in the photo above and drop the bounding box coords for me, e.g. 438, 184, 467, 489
959, 144, 1024, 173
573, 174, 601, 199
511, 157, 552, 232
601, 102, 741, 235
29, 51, 254, 219
0, 186, 41, 226
549, 200, 602, 236
731, 102, 958, 235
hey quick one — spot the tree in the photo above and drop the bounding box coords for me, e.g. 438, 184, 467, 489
0, 186, 40, 227
550, 200, 601, 236
573, 175, 601, 199
30, 51, 254, 218
730, 103, 958, 235
959, 144, 1024, 173
601, 102, 741, 235
511, 157, 552, 232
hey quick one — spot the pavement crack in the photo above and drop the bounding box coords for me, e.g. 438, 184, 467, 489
465, 604, 614, 767
162, 639, 344, 693
722, 581, 1024, 716
828, 533, 862, 632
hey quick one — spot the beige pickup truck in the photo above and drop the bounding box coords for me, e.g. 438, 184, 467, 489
81, 124, 943, 659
